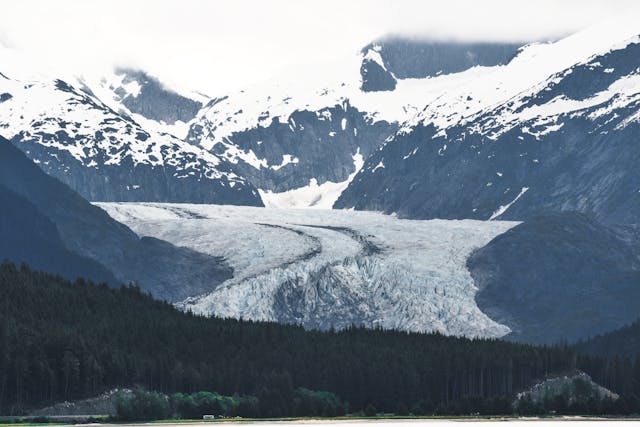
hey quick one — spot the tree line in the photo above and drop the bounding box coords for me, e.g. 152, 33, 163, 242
115, 388, 346, 420
0, 262, 639, 417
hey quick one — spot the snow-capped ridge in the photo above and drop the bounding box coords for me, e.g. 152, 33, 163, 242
397, 23, 640, 136
0, 59, 263, 205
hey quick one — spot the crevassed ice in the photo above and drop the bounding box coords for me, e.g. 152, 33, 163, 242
96, 202, 518, 339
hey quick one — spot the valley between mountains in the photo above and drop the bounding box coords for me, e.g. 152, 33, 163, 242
1, 19, 639, 347
2, 2, 640, 418
97, 202, 516, 338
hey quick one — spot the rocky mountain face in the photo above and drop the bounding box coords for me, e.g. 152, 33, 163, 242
369, 39, 523, 79
0, 137, 233, 302
185, 73, 402, 207
2, 30, 639, 216
189, 101, 395, 203
110, 68, 203, 125
468, 212, 640, 344
360, 46, 397, 92
360, 39, 522, 92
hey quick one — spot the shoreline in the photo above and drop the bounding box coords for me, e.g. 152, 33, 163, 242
3, 415, 640, 426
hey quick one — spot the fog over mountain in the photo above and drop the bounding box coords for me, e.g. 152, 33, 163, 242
1, 0, 637, 93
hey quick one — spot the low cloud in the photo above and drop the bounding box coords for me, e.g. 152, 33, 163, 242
0, 0, 637, 94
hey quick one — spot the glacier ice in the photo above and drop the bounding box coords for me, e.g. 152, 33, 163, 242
97, 203, 517, 338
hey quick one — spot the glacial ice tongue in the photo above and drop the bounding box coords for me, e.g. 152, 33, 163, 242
96, 202, 517, 339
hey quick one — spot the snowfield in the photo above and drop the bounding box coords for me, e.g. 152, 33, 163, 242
97, 203, 517, 338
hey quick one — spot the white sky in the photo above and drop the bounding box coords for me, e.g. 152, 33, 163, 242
1, 0, 638, 95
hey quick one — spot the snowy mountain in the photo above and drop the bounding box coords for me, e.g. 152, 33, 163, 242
186, 39, 526, 208
2, 24, 638, 214
1, 23, 639, 344
0, 50, 262, 206
86, 68, 207, 138
336, 24, 640, 225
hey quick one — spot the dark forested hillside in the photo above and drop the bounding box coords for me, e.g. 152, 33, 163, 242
1, 262, 639, 417
576, 319, 640, 359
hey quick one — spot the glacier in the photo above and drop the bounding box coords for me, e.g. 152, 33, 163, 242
97, 203, 517, 338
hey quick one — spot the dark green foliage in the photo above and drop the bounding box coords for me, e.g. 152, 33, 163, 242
0, 262, 639, 417
292, 388, 347, 417
576, 318, 640, 358
171, 391, 255, 419
363, 404, 377, 416
514, 394, 636, 416
172, 392, 219, 419
394, 401, 409, 416
116, 389, 343, 421
115, 390, 170, 421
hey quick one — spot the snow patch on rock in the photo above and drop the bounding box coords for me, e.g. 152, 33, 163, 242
259, 149, 364, 209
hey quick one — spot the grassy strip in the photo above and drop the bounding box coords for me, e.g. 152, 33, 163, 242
4, 414, 640, 426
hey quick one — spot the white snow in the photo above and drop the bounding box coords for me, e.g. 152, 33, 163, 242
270, 154, 299, 171
121, 79, 142, 97
402, 147, 419, 160
401, 22, 640, 136
259, 149, 364, 209
3, 21, 640, 212
484, 73, 640, 139
96, 202, 518, 338
372, 161, 385, 172
489, 187, 529, 220
362, 45, 387, 71
189, 49, 483, 148
222, 145, 268, 169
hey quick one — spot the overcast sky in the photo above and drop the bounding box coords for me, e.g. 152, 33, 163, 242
1, 0, 638, 94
